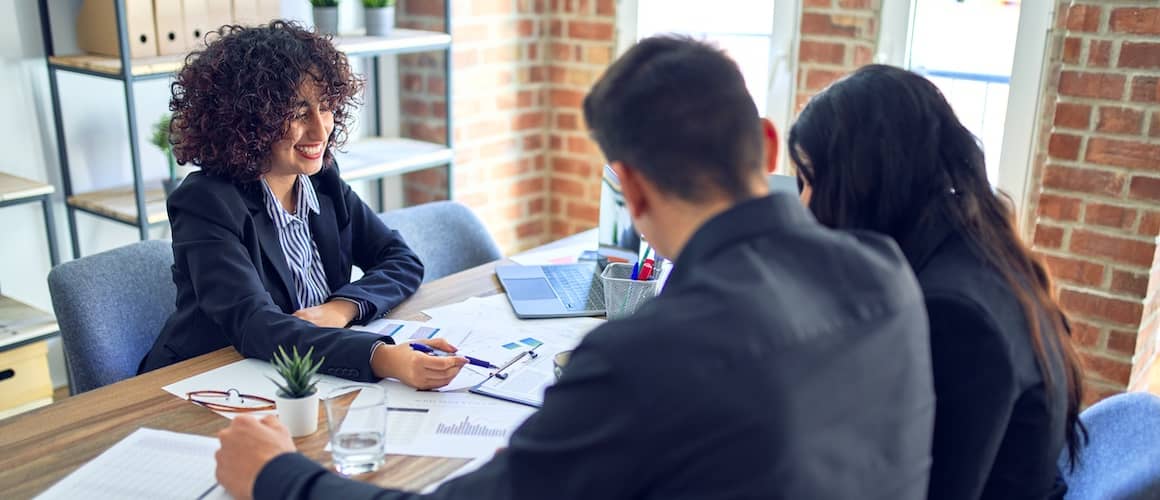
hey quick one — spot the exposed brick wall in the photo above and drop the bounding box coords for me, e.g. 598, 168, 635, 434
394, 0, 614, 252
795, 0, 881, 111
1028, 1, 1160, 403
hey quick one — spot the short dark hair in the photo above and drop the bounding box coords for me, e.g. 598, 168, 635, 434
169, 21, 363, 182
583, 36, 763, 201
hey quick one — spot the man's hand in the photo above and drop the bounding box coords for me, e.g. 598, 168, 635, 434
215, 415, 297, 500
293, 300, 359, 328
371, 339, 469, 390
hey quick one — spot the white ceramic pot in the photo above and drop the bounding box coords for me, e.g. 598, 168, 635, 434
313, 7, 339, 36
365, 7, 395, 37
275, 390, 320, 437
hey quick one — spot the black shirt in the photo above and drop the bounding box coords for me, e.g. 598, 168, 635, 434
256, 194, 936, 500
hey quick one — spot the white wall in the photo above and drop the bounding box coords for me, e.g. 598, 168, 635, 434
0, 0, 401, 389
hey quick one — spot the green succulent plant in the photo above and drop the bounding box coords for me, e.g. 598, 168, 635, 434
269, 346, 325, 398
363, 0, 395, 7
309, 0, 341, 7
150, 113, 178, 181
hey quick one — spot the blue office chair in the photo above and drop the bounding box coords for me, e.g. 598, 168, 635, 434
378, 201, 503, 282
1060, 391, 1160, 499
47, 240, 176, 394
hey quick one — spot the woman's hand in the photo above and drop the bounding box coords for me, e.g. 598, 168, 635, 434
371, 339, 468, 390
293, 300, 359, 328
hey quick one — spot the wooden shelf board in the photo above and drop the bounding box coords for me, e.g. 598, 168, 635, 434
49, 29, 451, 79
0, 295, 58, 351
67, 181, 168, 226
0, 173, 54, 204
338, 138, 452, 183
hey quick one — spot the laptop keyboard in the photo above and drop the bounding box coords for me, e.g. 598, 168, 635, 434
543, 265, 605, 311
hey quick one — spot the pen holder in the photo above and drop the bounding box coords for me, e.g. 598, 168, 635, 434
601, 263, 660, 320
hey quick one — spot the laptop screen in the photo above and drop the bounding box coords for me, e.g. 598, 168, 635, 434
597, 165, 641, 262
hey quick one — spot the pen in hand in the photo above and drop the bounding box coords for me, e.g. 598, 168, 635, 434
409, 343, 500, 370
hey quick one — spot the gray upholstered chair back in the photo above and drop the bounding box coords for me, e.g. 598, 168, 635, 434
378, 201, 503, 282
1059, 391, 1160, 499
47, 240, 176, 394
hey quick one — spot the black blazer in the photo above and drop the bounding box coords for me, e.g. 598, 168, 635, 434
253, 194, 937, 500
139, 167, 423, 382
897, 215, 1069, 500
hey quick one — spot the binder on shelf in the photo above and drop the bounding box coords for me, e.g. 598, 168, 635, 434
76, 0, 159, 59
182, 0, 212, 50
152, 0, 188, 56
205, 0, 233, 33
231, 0, 261, 26
257, 0, 282, 25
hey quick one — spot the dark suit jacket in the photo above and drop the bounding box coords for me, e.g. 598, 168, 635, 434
897, 214, 1070, 500
254, 194, 936, 500
139, 167, 423, 382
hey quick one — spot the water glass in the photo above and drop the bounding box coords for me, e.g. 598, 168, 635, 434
323, 384, 387, 475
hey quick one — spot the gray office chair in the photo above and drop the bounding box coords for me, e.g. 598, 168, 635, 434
1060, 391, 1160, 499
378, 201, 503, 282
47, 240, 176, 394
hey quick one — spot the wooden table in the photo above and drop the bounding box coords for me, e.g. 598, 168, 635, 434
0, 231, 595, 499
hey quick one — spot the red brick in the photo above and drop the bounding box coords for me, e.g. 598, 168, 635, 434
1111, 270, 1150, 298
549, 89, 584, 107
1086, 138, 1160, 170
1059, 71, 1127, 100
402, 0, 444, 16
1070, 229, 1157, 268
516, 219, 545, 239
1107, 329, 1139, 357
557, 113, 578, 130
1097, 107, 1145, 135
1063, 37, 1081, 65
838, 0, 872, 9
566, 136, 595, 154
1119, 42, 1160, 69
1084, 202, 1137, 230
1048, 133, 1082, 160
1060, 288, 1145, 327
567, 20, 614, 41
401, 98, 428, 117
515, 111, 545, 131
1034, 225, 1065, 249
1139, 211, 1160, 236
804, 0, 830, 6
806, 69, 844, 91
550, 177, 585, 197
596, 0, 615, 15
1066, 4, 1103, 32
1151, 113, 1160, 138
513, 177, 545, 197
1110, 7, 1160, 35
566, 200, 599, 222
1083, 381, 1124, 407
1129, 176, 1160, 201
1089, 39, 1112, 68
799, 41, 846, 65
522, 134, 543, 151
551, 157, 593, 177
1054, 102, 1092, 129
1080, 351, 1134, 385
1131, 76, 1160, 104
853, 45, 873, 66
1073, 321, 1107, 351
1043, 254, 1105, 287
528, 197, 545, 216
1037, 193, 1082, 221
801, 13, 858, 37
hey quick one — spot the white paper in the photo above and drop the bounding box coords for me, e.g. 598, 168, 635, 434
36, 428, 232, 500
507, 242, 595, 266
162, 359, 348, 419
378, 381, 536, 459
420, 456, 492, 494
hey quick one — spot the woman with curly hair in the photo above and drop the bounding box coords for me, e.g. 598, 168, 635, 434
139, 21, 466, 389
791, 65, 1086, 499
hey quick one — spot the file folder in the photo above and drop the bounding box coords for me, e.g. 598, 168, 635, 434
205, 0, 233, 33
76, 0, 159, 59
232, 0, 260, 26
182, 0, 212, 49
153, 0, 188, 55
257, 0, 282, 24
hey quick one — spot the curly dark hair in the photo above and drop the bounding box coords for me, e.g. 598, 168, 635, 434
169, 20, 364, 182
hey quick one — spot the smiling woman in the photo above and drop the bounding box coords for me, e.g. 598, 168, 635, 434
139, 21, 470, 391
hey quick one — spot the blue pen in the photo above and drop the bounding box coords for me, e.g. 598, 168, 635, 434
409, 343, 499, 370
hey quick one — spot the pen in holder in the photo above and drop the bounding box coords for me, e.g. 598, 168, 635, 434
601, 262, 660, 320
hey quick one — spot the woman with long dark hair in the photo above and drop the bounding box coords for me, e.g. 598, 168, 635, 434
790, 65, 1086, 499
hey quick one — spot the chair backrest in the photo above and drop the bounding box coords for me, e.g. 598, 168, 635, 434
378, 201, 503, 282
1060, 391, 1160, 499
47, 240, 176, 394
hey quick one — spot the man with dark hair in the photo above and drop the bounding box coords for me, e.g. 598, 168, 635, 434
215, 35, 936, 500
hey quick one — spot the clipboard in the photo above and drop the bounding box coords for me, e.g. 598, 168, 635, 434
469, 345, 552, 408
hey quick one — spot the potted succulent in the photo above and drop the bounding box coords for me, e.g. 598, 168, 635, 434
363, 0, 395, 36
150, 113, 181, 196
310, 0, 341, 35
269, 345, 325, 437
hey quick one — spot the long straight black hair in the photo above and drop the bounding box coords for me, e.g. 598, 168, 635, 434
789, 64, 1086, 466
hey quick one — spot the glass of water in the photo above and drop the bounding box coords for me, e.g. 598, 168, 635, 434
323, 384, 387, 475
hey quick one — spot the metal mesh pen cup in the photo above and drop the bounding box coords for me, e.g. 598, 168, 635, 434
601, 262, 660, 320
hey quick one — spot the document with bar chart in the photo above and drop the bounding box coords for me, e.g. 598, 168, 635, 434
379, 381, 536, 459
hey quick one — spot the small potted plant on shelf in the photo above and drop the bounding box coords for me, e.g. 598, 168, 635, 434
269, 345, 325, 437
150, 113, 181, 196
363, 0, 395, 36
310, 0, 341, 36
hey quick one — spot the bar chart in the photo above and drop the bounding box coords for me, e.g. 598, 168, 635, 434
435, 416, 507, 438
